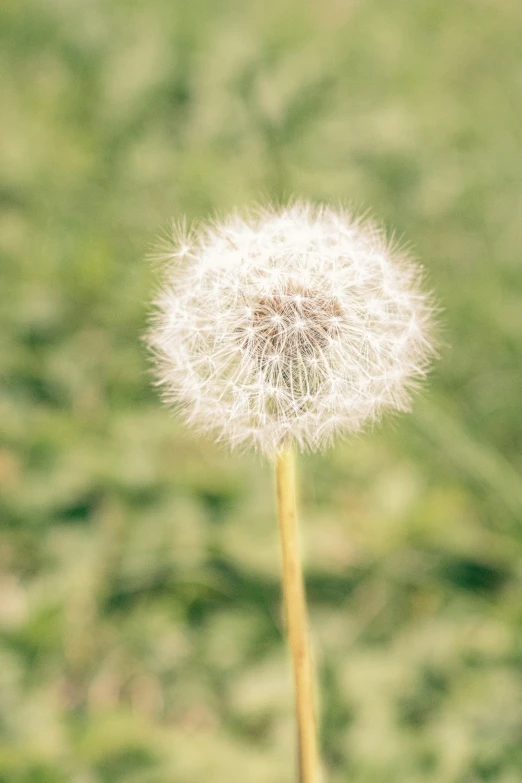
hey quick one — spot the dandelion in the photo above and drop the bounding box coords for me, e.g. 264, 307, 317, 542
148, 202, 436, 782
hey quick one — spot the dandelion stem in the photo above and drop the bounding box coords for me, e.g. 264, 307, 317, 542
276, 444, 320, 783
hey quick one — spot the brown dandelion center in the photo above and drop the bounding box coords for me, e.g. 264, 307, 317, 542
249, 286, 344, 360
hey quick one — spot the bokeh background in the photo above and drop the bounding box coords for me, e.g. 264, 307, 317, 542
2, 0, 522, 781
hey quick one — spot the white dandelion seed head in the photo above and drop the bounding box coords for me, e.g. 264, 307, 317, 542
148, 202, 436, 456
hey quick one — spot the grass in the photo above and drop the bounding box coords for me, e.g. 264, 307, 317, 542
1, 0, 522, 780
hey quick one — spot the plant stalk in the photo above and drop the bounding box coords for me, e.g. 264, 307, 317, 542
276, 443, 320, 783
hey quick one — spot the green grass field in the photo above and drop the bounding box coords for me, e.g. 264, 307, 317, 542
2, 0, 522, 780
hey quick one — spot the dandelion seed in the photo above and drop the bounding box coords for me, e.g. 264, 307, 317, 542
148, 202, 435, 456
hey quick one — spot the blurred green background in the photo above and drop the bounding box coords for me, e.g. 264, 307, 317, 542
2, 0, 522, 781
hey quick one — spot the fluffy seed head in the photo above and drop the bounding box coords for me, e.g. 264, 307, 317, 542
148, 203, 435, 456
